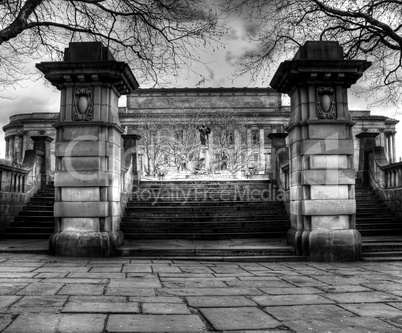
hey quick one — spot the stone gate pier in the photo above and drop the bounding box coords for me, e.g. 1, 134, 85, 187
36, 42, 139, 256
271, 41, 371, 261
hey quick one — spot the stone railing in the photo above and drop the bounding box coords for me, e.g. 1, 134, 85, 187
367, 146, 402, 220
0, 150, 44, 234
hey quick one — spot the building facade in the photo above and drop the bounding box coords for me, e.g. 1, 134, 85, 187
2, 87, 399, 177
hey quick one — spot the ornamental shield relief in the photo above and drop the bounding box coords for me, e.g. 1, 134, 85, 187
73, 88, 93, 121
316, 87, 336, 119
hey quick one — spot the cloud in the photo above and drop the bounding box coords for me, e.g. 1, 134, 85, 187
0, 81, 59, 157
225, 50, 238, 66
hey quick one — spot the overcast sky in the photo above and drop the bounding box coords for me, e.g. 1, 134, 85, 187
0, 7, 401, 160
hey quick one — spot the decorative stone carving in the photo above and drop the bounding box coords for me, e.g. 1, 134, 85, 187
316, 87, 336, 119
73, 88, 93, 121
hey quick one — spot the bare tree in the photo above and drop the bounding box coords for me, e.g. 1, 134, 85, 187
163, 112, 200, 171
210, 110, 252, 175
220, 0, 402, 107
131, 119, 166, 176
0, 0, 220, 94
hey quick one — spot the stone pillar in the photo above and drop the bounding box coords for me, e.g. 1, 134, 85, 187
21, 131, 30, 161
36, 42, 139, 257
8, 136, 14, 161
5, 137, 9, 159
267, 133, 288, 185
31, 136, 54, 186
259, 126, 265, 171
392, 132, 397, 163
246, 126, 252, 166
122, 134, 141, 185
355, 132, 379, 185
270, 41, 371, 261
386, 133, 392, 162
14, 134, 22, 164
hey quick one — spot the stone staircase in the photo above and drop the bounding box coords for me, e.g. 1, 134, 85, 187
3, 183, 54, 239
120, 180, 290, 240
118, 180, 305, 260
356, 184, 402, 261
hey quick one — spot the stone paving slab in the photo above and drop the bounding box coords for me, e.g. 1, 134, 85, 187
264, 304, 355, 321
284, 317, 402, 333
3, 252, 402, 331
107, 314, 207, 332
200, 307, 281, 330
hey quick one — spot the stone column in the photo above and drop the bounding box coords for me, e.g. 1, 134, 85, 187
21, 131, 30, 161
5, 137, 9, 159
392, 132, 397, 163
267, 133, 288, 185
14, 134, 22, 164
8, 136, 14, 162
31, 136, 54, 187
270, 41, 371, 261
36, 42, 139, 257
246, 126, 252, 166
259, 126, 265, 171
386, 133, 392, 162
355, 132, 379, 186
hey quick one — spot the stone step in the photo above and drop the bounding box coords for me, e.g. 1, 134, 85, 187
5, 227, 54, 233
361, 251, 402, 258
117, 247, 294, 257
123, 216, 288, 223
116, 255, 309, 262
124, 232, 287, 239
359, 229, 402, 236
362, 256, 402, 262
126, 201, 284, 207
357, 223, 402, 230
362, 242, 402, 252
3, 233, 52, 239
122, 219, 290, 227
356, 217, 399, 223
14, 216, 54, 222
356, 212, 396, 218
123, 224, 289, 232
30, 197, 55, 202
19, 211, 54, 216
22, 206, 54, 211
8, 221, 54, 227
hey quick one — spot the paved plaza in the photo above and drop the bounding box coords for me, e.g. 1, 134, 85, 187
0, 252, 402, 332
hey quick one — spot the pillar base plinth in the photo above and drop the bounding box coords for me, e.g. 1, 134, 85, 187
49, 231, 124, 257
287, 228, 303, 255
309, 229, 361, 262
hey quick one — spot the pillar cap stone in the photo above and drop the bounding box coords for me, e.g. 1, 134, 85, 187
36, 42, 139, 95
270, 41, 371, 93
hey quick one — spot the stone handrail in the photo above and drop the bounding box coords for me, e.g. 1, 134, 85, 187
0, 150, 44, 233
367, 146, 402, 219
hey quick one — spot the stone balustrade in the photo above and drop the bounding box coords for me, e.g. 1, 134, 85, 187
383, 162, 402, 189
0, 150, 44, 233
365, 143, 402, 220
